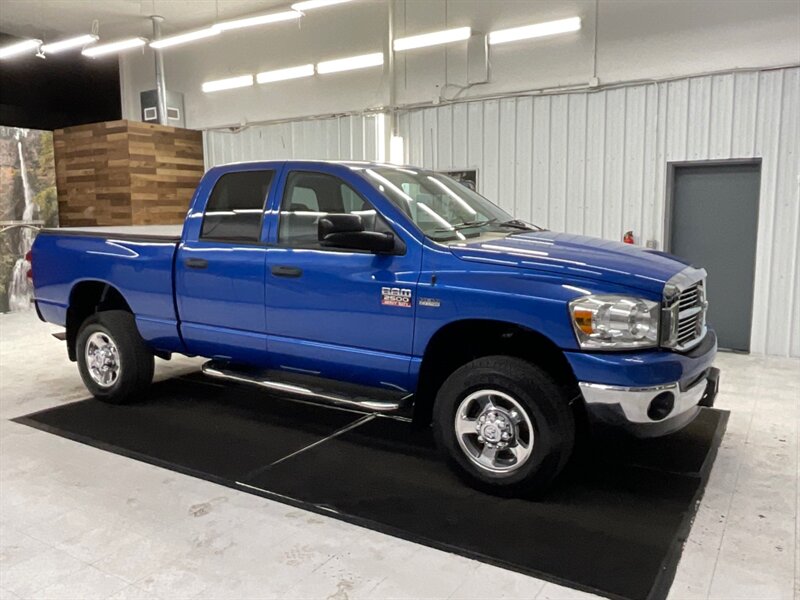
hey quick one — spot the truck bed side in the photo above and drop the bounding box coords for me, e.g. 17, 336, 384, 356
32, 228, 185, 355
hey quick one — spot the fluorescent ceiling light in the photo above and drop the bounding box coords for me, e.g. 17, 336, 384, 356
256, 64, 315, 84
317, 52, 383, 74
41, 34, 99, 54
82, 37, 147, 57
214, 10, 301, 32
393, 26, 471, 51
488, 17, 581, 45
150, 27, 218, 49
202, 74, 254, 93
0, 38, 42, 59
291, 0, 352, 11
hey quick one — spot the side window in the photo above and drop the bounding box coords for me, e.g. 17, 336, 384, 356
200, 170, 274, 242
278, 171, 392, 248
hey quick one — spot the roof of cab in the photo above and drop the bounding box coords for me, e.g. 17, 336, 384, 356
211, 159, 402, 170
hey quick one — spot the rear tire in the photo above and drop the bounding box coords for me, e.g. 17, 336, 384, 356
433, 355, 575, 496
76, 310, 154, 404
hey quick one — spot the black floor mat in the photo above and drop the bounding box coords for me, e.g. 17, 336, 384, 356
14, 374, 728, 600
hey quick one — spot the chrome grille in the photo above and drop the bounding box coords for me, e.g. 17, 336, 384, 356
661, 268, 708, 352
678, 287, 700, 311
676, 284, 704, 345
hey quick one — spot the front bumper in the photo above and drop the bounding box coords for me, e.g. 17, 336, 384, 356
580, 367, 720, 438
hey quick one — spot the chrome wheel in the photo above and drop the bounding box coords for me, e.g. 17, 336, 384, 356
454, 389, 534, 474
85, 331, 121, 388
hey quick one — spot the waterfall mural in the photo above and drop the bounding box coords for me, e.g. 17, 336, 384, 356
0, 127, 58, 313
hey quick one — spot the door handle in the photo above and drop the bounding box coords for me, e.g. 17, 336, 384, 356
271, 265, 303, 278
184, 258, 209, 270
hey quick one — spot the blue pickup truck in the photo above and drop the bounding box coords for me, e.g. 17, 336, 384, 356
31, 160, 719, 493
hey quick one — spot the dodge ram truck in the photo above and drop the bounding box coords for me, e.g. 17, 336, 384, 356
31, 160, 720, 493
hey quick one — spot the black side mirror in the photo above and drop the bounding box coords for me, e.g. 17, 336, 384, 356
318, 214, 396, 254
318, 213, 363, 238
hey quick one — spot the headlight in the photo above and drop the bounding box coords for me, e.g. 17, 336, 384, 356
569, 295, 660, 350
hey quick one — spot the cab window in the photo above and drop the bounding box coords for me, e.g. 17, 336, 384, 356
201, 170, 274, 242
278, 171, 392, 248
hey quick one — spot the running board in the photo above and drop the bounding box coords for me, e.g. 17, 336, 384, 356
201, 360, 412, 414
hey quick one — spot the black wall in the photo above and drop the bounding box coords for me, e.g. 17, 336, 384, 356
0, 32, 122, 130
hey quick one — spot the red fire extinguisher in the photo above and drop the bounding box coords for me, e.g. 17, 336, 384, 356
623, 230, 635, 244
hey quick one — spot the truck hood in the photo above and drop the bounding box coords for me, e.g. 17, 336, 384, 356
448, 231, 690, 296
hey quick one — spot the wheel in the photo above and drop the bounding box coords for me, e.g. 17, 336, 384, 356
76, 310, 154, 404
433, 355, 575, 496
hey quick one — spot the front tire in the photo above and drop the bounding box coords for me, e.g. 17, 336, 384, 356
76, 310, 154, 404
433, 355, 575, 496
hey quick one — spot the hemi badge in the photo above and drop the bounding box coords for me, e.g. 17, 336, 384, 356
419, 298, 441, 308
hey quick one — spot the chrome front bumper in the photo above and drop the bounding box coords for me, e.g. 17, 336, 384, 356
579, 367, 720, 438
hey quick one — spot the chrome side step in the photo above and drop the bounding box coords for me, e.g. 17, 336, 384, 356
201, 360, 411, 414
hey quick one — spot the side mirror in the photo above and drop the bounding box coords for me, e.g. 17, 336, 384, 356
318, 214, 396, 254
318, 213, 363, 238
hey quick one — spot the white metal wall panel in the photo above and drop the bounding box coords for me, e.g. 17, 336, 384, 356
202, 114, 383, 170
398, 67, 800, 357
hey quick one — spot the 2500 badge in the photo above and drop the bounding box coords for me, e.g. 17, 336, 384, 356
381, 287, 412, 308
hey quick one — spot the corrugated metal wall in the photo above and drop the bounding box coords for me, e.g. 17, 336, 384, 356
203, 113, 383, 170
202, 67, 799, 357
399, 67, 799, 357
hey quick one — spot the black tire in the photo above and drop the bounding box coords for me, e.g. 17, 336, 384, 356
76, 310, 154, 404
433, 355, 575, 496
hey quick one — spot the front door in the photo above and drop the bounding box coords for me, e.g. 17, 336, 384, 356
176, 168, 277, 363
669, 162, 761, 352
264, 166, 420, 392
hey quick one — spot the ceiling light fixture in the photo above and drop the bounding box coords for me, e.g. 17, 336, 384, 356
488, 17, 581, 45
291, 0, 352, 11
0, 38, 42, 59
202, 74, 254, 93
316, 52, 384, 74
393, 26, 471, 51
41, 34, 99, 54
150, 27, 218, 49
256, 64, 315, 84
213, 10, 301, 32
82, 37, 147, 57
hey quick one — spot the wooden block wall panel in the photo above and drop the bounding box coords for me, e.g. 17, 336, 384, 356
54, 121, 131, 226
127, 121, 204, 225
54, 120, 204, 227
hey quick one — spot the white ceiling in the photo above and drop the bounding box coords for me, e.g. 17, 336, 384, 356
0, 0, 291, 40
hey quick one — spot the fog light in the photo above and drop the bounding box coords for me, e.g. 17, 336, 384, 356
647, 391, 675, 421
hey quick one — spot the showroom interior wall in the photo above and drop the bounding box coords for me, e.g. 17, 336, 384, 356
119, 0, 800, 128
397, 67, 800, 359
119, 0, 800, 358
202, 113, 384, 168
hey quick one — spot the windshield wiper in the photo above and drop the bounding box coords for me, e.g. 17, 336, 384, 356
434, 218, 497, 233
497, 219, 538, 231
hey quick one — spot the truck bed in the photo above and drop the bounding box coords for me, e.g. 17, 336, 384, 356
33, 226, 183, 355
42, 225, 183, 242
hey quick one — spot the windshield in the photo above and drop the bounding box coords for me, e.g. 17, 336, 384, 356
363, 167, 540, 243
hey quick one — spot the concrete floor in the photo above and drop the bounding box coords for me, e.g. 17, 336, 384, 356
0, 309, 798, 600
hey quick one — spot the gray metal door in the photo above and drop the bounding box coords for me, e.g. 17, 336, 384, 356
669, 163, 760, 352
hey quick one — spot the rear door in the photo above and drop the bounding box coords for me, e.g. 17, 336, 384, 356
175, 166, 279, 364
263, 165, 421, 392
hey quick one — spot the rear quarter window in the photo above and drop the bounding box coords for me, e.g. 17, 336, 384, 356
201, 170, 274, 242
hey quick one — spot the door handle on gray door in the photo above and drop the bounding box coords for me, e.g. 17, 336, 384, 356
271, 265, 303, 278
184, 258, 209, 269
